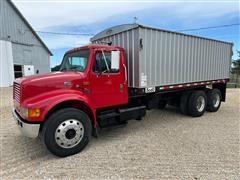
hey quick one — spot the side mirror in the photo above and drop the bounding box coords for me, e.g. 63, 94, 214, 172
111, 51, 120, 71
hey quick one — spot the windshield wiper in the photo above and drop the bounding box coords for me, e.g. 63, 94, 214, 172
69, 66, 84, 71
60, 66, 83, 72
69, 66, 79, 70
60, 67, 67, 72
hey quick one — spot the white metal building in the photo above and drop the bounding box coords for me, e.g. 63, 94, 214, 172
0, 0, 52, 87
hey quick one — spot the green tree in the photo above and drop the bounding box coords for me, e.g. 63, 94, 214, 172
231, 50, 240, 85
51, 65, 61, 72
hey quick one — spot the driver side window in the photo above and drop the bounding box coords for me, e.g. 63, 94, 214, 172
93, 52, 109, 73
93, 52, 119, 73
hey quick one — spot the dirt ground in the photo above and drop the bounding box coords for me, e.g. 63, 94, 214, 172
0, 88, 239, 180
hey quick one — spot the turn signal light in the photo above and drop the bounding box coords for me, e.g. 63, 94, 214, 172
28, 108, 41, 118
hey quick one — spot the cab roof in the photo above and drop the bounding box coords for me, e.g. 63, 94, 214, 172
65, 44, 124, 54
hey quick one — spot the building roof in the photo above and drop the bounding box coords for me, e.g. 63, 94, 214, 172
8, 0, 52, 55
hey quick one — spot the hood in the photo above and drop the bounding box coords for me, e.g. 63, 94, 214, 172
16, 71, 83, 84
15, 71, 85, 102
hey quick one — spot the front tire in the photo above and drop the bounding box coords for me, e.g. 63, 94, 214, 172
42, 108, 92, 157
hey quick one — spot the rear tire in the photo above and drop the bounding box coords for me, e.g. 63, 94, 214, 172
158, 101, 167, 109
188, 91, 207, 117
42, 108, 92, 157
180, 91, 192, 115
206, 89, 221, 112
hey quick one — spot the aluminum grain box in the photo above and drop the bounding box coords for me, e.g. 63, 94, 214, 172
91, 24, 233, 88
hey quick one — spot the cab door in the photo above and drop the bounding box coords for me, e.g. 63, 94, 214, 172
90, 49, 128, 108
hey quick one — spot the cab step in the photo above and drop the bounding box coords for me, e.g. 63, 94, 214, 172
96, 105, 146, 128
101, 121, 128, 129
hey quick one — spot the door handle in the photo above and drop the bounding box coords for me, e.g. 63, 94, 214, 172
120, 84, 123, 92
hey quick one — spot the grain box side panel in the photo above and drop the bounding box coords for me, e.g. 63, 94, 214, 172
139, 27, 167, 87
140, 28, 191, 87
139, 27, 232, 87
139, 27, 155, 87
93, 25, 232, 89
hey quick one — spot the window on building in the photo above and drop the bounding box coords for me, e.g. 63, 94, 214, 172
14, 65, 23, 78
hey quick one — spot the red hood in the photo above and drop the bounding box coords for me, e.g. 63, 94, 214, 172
15, 71, 86, 103
15, 72, 83, 84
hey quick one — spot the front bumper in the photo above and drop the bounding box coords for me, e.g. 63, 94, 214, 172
12, 109, 40, 138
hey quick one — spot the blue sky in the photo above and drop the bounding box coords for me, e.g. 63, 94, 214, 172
13, 0, 239, 67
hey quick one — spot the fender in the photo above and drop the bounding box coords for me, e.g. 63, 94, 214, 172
22, 89, 96, 125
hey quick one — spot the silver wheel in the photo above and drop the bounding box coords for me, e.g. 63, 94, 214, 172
55, 119, 84, 149
213, 93, 220, 108
196, 96, 205, 112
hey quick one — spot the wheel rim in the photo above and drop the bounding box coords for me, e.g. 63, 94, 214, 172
55, 119, 84, 149
213, 93, 220, 108
196, 96, 205, 112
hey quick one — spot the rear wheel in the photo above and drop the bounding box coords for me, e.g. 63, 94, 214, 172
158, 101, 167, 109
180, 91, 192, 115
206, 89, 221, 112
188, 91, 207, 117
42, 108, 92, 157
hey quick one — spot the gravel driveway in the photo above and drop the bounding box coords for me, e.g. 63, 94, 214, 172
0, 88, 239, 179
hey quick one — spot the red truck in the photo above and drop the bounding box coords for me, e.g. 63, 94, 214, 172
12, 24, 232, 157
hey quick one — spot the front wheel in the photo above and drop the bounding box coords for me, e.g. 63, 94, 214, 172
42, 108, 92, 157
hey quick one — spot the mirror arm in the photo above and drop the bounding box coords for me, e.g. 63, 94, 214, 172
101, 50, 110, 72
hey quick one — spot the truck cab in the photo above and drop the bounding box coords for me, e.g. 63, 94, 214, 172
12, 44, 145, 157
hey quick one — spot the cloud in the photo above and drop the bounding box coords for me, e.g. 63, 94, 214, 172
12, 1, 161, 29
13, 1, 239, 30
39, 34, 90, 49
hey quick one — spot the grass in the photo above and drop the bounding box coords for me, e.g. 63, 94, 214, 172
228, 73, 240, 88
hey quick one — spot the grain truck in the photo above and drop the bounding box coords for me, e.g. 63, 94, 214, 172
12, 24, 233, 157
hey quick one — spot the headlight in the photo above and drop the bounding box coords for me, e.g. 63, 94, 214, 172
20, 106, 28, 117
20, 107, 41, 118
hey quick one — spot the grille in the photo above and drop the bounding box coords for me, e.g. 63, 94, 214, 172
14, 82, 21, 103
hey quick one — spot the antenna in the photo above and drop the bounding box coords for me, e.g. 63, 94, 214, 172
133, 17, 138, 24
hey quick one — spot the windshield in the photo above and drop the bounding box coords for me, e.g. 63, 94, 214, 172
60, 49, 90, 72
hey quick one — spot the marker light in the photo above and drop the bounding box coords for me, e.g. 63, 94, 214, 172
28, 108, 41, 118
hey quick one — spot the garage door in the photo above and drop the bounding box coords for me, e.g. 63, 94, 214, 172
0, 40, 14, 87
